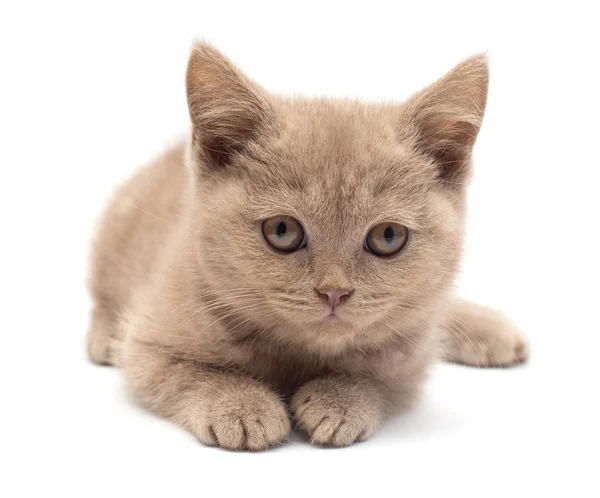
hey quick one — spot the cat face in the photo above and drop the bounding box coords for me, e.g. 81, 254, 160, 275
186, 44, 488, 353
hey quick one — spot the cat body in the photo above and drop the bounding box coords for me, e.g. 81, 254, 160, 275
88, 44, 528, 450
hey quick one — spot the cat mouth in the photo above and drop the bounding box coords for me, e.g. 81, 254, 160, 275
320, 312, 348, 326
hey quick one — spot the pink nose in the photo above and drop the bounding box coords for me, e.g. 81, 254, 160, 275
315, 287, 354, 311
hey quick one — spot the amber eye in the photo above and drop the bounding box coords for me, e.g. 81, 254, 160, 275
365, 222, 410, 257
262, 216, 305, 252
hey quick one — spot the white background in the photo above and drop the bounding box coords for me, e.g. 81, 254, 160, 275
1, 1, 599, 497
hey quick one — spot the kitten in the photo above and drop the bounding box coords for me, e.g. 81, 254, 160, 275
87, 43, 529, 450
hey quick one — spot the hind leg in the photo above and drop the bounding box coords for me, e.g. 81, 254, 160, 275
87, 305, 124, 367
440, 300, 530, 367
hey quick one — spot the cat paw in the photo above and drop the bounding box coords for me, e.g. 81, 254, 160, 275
443, 302, 530, 368
291, 377, 385, 447
87, 313, 123, 367
195, 384, 290, 451
476, 322, 529, 367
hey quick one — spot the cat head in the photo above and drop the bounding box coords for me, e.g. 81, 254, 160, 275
185, 43, 488, 355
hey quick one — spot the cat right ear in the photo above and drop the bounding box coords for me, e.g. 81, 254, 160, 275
186, 42, 273, 172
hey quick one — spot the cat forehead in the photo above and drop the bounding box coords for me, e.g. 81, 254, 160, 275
248, 99, 432, 199
275, 98, 400, 149
238, 99, 435, 226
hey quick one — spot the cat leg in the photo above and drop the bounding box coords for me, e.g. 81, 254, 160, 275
440, 299, 529, 367
86, 305, 124, 367
291, 375, 389, 447
124, 338, 291, 451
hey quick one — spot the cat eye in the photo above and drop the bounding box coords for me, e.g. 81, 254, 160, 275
262, 216, 306, 253
365, 222, 410, 257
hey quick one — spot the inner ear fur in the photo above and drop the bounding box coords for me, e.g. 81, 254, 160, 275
400, 55, 489, 186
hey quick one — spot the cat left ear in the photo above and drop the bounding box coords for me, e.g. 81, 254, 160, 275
400, 55, 489, 186
186, 42, 273, 172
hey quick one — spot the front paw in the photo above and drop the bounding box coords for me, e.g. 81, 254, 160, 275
291, 377, 386, 447
197, 382, 290, 451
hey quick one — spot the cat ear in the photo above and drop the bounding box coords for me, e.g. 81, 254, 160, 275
186, 42, 273, 171
400, 55, 489, 186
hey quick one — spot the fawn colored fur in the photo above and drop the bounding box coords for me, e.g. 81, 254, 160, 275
87, 43, 528, 450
